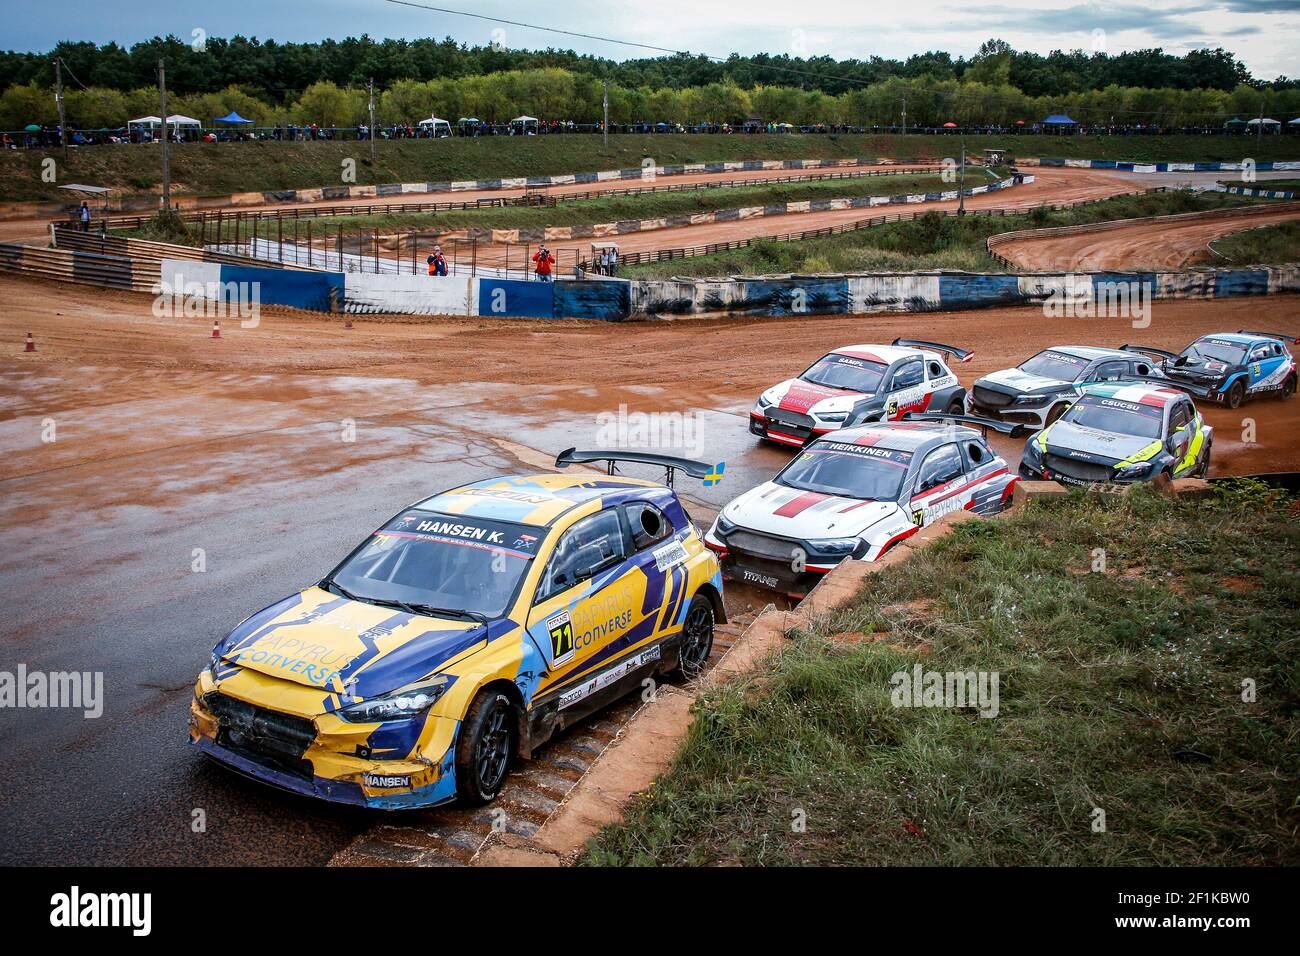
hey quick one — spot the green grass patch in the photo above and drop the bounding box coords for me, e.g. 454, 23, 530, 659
621, 190, 1260, 277
6, 133, 1300, 205
1211, 219, 1300, 265
585, 482, 1299, 866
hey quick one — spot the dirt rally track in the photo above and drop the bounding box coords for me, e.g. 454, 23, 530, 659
2, 271, 1298, 866
997, 203, 1300, 271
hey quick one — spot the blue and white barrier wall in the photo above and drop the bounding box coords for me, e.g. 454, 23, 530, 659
161, 258, 1299, 321
1024, 158, 1300, 174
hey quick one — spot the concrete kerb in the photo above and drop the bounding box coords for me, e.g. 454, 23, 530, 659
471, 508, 983, 867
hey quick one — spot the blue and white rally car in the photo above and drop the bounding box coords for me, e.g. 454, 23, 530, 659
1138, 331, 1297, 408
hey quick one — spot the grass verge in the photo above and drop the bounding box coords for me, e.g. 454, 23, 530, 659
584, 482, 1300, 866
1211, 219, 1300, 265
5, 133, 1299, 204
620, 190, 1261, 276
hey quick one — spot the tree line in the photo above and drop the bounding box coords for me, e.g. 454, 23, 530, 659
3, 35, 1298, 132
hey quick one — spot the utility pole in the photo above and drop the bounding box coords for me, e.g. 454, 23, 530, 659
602, 78, 609, 147
158, 57, 170, 211
957, 132, 966, 216
368, 78, 376, 163
1257, 95, 1266, 150
901, 94, 907, 134
54, 58, 68, 164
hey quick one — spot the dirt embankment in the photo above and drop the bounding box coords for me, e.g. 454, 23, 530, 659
996, 203, 1300, 271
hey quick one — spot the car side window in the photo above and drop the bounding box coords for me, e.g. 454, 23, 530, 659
537, 510, 626, 602
891, 360, 924, 390
625, 501, 673, 552
916, 444, 964, 492
1169, 402, 1192, 433
1094, 361, 1127, 381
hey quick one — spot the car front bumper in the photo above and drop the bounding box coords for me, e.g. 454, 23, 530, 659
189, 690, 461, 810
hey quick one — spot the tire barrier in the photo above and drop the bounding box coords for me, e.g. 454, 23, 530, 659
0, 242, 160, 292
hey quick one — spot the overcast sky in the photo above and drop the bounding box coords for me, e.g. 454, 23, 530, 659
7, 0, 1300, 80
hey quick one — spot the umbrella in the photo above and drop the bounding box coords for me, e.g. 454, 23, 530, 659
942, 122, 957, 128
213, 111, 253, 124
24, 124, 41, 131
1015, 119, 1026, 126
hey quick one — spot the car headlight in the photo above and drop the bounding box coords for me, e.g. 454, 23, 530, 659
816, 411, 848, 423
209, 649, 224, 675
337, 676, 452, 723
714, 513, 737, 536
1013, 393, 1052, 406
808, 537, 864, 557
1022, 439, 1044, 465
1113, 462, 1154, 481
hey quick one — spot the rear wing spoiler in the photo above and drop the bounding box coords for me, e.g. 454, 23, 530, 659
1090, 375, 1213, 400
1120, 343, 1177, 360
555, 448, 722, 488
892, 337, 974, 363
1238, 329, 1299, 344
901, 411, 1027, 438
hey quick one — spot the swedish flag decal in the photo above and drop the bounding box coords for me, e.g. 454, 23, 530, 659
703, 462, 726, 486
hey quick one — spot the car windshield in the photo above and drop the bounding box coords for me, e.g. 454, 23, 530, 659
1062, 396, 1163, 440
1181, 338, 1247, 365
776, 440, 912, 500
801, 353, 888, 394
1018, 349, 1090, 382
327, 511, 542, 619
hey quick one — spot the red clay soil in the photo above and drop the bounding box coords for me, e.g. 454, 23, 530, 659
997, 204, 1300, 271
3, 274, 1297, 482
457, 167, 1139, 266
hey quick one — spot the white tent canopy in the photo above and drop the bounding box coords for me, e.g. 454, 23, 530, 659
127, 116, 162, 126
418, 116, 451, 128
1246, 117, 1281, 125
511, 115, 538, 124
165, 114, 202, 126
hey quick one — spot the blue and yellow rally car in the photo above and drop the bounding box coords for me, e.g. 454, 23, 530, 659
1131, 331, 1297, 408
190, 450, 725, 809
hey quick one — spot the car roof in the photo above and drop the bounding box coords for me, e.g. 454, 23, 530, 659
1077, 381, 1186, 408
828, 344, 941, 365
1197, 332, 1277, 347
819, 420, 983, 454
1043, 345, 1130, 361
415, 473, 663, 527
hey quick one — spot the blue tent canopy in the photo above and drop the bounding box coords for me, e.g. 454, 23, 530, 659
213, 111, 253, 124
1042, 114, 1077, 124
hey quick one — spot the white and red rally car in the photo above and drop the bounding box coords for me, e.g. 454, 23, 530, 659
749, 338, 973, 448
708, 413, 1024, 597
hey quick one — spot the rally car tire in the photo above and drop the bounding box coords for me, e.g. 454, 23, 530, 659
945, 397, 964, 415
1281, 375, 1296, 401
1044, 403, 1067, 427
669, 595, 715, 680
1226, 380, 1246, 410
455, 689, 516, 805
1197, 441, 1212, 478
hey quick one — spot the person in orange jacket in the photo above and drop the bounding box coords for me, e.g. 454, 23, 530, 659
426, 245, 447, 276
532, 244, 555, 282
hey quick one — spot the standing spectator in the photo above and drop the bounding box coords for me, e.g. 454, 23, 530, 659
78, 201, 91, 232
532, 244, 555, 282
426, 245, 448, 277
607, 246, 618, 277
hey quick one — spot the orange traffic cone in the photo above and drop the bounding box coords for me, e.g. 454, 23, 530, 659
24, 332, 36, 353
211, 319, 221, 339
344, 318, 353, 330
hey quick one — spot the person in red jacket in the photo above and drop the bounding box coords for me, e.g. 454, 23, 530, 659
532, 244, 555, 282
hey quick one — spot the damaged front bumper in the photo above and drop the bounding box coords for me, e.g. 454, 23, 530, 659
189, 688, 461, 810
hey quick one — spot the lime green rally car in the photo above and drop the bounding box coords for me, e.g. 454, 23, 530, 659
1019, 381, 1211, 486
190, 451, 725, 809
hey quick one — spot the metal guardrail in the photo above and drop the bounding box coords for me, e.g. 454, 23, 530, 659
0, 242, 159, 292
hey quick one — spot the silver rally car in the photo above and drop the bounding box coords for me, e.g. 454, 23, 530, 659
705, 413, 1024, 597
968, 345, 1166, 429
1019, 380, 1212, 486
